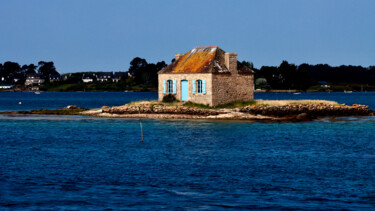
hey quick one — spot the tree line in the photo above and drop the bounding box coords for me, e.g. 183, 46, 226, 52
0, 61, 58, 84
2, 58, 375, 91
128, 57, 167, 87
247, 61, 375, 91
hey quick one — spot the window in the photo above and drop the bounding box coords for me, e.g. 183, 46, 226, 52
167, 80, 173, 93
197, 80, 203, 94
192, 79, 206, 94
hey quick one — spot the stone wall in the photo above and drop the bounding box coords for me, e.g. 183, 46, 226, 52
158, 73, 213, 106
158, 72, 254, 107
225, 53, 237, 73
212, 73, 254, 106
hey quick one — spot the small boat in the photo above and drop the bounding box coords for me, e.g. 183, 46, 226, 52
35, 91, 41, 94
293, 92, 301, 95
344, 90, 353, 93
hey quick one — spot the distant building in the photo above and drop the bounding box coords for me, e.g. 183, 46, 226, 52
0, 84, 12, 89
82, 73, 96, 83
25, 74, 45, 86
158, 46, 254, 106
61, 74, 70, 81
97, 72, 113, 82
318, 81, 330, 88
49, 74, 61, 82
1, 76, 10, 83
13, 77, 21, 83
113, 72, 128, 82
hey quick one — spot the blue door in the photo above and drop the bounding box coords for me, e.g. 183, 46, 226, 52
181, 80, 188, 101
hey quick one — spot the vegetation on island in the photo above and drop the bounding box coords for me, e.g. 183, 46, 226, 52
124, 99, 342, 109
97, 99, 372, 122
1, 100, 371, 122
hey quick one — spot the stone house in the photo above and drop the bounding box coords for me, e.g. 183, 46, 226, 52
158, 46, 254, 106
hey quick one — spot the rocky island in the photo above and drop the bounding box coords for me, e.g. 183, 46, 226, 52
1, 100, 373, 122
80, 100, 373, 122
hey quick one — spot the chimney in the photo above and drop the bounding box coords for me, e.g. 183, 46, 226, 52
225, 52, 237, 73
175, 54, 184, 61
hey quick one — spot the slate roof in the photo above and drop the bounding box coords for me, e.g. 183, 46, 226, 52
26, 73, 44, 79
49, 74, 61, 79
159, 46, 231, 74
113, 72, 128, 79
238, 65, 254, 74
98, 72, 113, 78
83, 73, 95, 79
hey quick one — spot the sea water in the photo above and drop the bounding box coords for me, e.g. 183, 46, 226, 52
0, 92, 374, 209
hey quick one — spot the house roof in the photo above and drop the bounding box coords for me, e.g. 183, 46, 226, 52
159, 46, 231, 74
49, 74, 60, 78
98, 72, 113, 78
83, 73, 95, 79
26, 73, 44, 78
238, 65, 254, 74
113, 72, 127, 79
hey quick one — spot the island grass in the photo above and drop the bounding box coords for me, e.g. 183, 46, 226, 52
183, 101, 211, 109
215, 100, 257, 109
126, 100, 182, 107
123, 99, 341, 110
255, 99, 341, 106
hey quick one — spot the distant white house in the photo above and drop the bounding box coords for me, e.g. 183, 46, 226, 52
25, 74, 45, 86
0, 84, 12, 89
318, 81, 330, 88
13, 78, 21, 83
82, 73, 96, 83
97, 72, 113, 82
49, 74, 61, 82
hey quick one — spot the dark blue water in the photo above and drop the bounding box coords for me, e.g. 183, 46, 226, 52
1, 92, 375, 210
0, 92, 157, 111
1, 91, 375, 112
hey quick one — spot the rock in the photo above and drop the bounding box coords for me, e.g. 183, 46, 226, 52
65, 105, 79, 109
296, 113, 309, 121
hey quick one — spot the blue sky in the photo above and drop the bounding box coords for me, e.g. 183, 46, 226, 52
1, 0, 374, 73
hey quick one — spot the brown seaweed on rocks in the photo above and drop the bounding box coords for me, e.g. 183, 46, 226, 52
240, 104, 373, 119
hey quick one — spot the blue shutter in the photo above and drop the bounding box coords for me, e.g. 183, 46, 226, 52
192, 80, 195, 94
163, 80, 166, 94
173, 80, 176, 94
202, 80, 206, 94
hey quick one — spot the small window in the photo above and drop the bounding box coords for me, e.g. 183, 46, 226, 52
197, 80, 203, 94
167, 80, 173, 93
